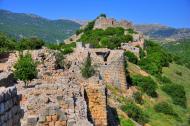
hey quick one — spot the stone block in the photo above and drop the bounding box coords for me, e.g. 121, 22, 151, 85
38, 115, 46, 123
59, 112, 67, 121
0, 102, 5, 114
49, 122, 55, 126
46, 115, 52, 122
27, 115, 38, 126
52, 115, 58, 121
67, 119, 76, 126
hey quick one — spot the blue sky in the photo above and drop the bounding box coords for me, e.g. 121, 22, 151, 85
0, 0, 190, 28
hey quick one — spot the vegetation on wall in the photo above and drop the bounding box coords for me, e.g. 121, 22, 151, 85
80, 27, 133, 49
81, 53, 95, 78
124, 51, 138, 64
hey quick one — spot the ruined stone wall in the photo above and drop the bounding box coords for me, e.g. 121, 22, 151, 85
85, 79, 107, 126
0, 86, 22, 126
66, 45, 128, 92
94, 17, 133, 30
99, 54, 127, 92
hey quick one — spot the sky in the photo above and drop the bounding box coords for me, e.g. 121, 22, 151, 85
0, 0, 190, 28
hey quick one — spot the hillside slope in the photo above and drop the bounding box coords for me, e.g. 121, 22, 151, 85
135, 24, 190, 41
0, 9, 81, 43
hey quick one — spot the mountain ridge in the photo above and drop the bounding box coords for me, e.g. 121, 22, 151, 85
0, 9, 81, 43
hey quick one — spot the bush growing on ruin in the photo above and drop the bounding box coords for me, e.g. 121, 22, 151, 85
55, 51, 65, 69
121, 101, 149, 125
131, 75, 157, 97
80, 27, 133, 49
83, 20, 95, 32
139, 47, 145, 59
81, 53, 95, 78
124, 51, 138, 64
154, 102, 178, 117
14, 53, 37, 87
99, 13, 107, 18
162, 84, 187, 108
133, 92, 143, 104
127, 28, 138, 34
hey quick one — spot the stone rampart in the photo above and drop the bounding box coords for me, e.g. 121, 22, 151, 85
85, 79, 107, 126
0, 86, 22, 126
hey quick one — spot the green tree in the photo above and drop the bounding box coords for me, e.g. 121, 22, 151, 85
81, 53, 95, 78
55, 51, 65, 69
124, 51, 138, 64
99, 13, 107, 18
162, 84, 187, 108
14, 53, 37, 87
121, 101, 149, 125
131, 75, 157, 97
133, 92, 143, 104
154, 102, 178, 117
0, 32, 16, 54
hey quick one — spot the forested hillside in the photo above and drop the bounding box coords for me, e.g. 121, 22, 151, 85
0, 9, 81, 43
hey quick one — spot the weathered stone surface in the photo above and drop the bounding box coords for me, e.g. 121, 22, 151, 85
94, 17, 133, 30
0, 72, 15, 87
0, 86, 22, 126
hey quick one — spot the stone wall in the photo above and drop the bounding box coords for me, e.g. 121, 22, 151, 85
0, 86, 22, 126
0, 72, 15, 87
66, 44, 128, 92
85, 79, 107, 126
94, 17, 133, 30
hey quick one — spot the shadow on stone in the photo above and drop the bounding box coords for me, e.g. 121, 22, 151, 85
84, 89, 94, 124
107, 105, 120, 126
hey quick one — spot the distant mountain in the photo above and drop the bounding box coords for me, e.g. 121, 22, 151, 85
0, 9, 81, 43
134, 24, 190, 41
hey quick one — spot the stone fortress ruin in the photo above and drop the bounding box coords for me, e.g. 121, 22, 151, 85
0, 16, 145, 126
94, 17, 133, 30
0, 43, 127, 126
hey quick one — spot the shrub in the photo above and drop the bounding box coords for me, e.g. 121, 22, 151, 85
62, 47, 73, 55
55, 51, 65, 69
16, 38, 44, 50
0, 32, 16, 53
124, 51, 138, 64
154, 102, 177, 116
81, 53, 95, 78
156, 75, 172, 84
76, 29, 83, 35
121, 102, 149, 125
119, 117, 135, 126
139, 40, 172, 75
46, 43, 61, 50
131, 75, 157, 97
133, 92, 143, 104
99, 13, 107, 18
14, 53, 37, 87
80, 27, 133, 49
83, 20, 95, 32
175, 71, 182, 76
127, 28, 138, 34
162, 84, 187, 108
139, 47, 145, 59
